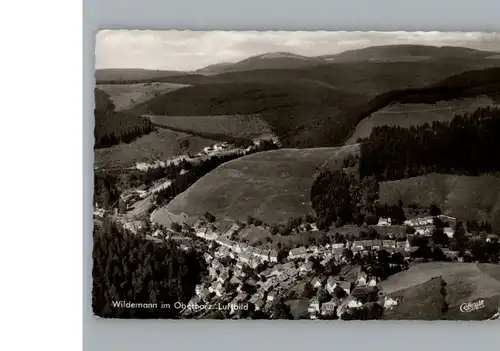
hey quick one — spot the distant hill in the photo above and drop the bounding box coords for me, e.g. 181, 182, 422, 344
194, 45, 499, 75
328, 44, 498, 63
155, 145, 360, 226
94, 88, 154, 149
195, 62, 235, 75
380, 262, 500, 320
128, 81, 366, 148
345, 96, 499, 144
127, 64, 500, 148
95, 68, 188, 84
343, 67, 500, 144
195, 52, 326, 75
379, 173, 500, 231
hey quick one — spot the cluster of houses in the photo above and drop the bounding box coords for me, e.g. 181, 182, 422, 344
197, 142, 231, 157
305, 267, 400, 320
180, 217, 415, 319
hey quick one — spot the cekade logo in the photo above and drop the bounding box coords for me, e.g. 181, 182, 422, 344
459, 299, 485, 313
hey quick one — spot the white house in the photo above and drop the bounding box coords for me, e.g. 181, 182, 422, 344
269, 249, 279, 263
377, 217, 392, 226
486, 234, 499, 243
444, 227, 454, 239
311, 277, 323, 289
267, 290, 278, 301
368, 277, 378, 287
289, 246, 308, 259
383, 296, 399, 309
308, 297, 320, 313
356, 272, 368, 287
415, 225, 433, 236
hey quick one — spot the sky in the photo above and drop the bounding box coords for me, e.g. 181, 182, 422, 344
95, 30, 500, 72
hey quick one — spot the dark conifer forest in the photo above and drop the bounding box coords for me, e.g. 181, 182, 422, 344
94, 88, 155, 149
359, 107, 500, 181
92, 218, 207, 318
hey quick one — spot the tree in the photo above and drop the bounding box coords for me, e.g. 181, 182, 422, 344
270, 224, 279, 235
433, 217, 445, 229
302, 283, 316, 299
355, 213, 365, 227
365, 213, 378, 226
311, 169, 354, 223
429, 203, 441, 217
342, 248, 354, 262
433, 247, 447, 261
204, 212, 216, 223
405, 226, 416, 235
432, 228, 449, 246
335, 217, 343, 228
170, 222, 182, 233
305, 214, 315, 223
272, 299, 294, 320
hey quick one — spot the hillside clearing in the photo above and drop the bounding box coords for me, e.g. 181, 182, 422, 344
160, 145, 360, 225
94, 128, 215, 168
97, 82, 190, 111
380, 262, 500, 320
345, 96, 499, 144
382, 276, 446, 320
379, 173, 500, 231
147, 114, 276, 141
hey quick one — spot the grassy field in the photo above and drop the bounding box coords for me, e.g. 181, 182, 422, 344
382, 276, 446, 320
97, 82, 190, 111
95, 68, 187, 83
127, 64, 500, 148
148, 114, 276, 141
345, 96, 499, 144
380, 262, 500, 320
161, 144, 360, 225
94, 128, 215, 168
379, 173, 500, 231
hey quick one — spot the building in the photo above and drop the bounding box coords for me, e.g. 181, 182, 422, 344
267, 290, 278, 301
404, 216, 435, 227
321, 301, 338, 316
486, 234, 499, 243
356, 271, 368, 287
289, 246, 308, 259
377, 217, 392, 226
203, 252, 213, 263
444, 227, 454, 238
308, 297, 320, 313
383, 296, 399, 309
311, 277, 323, 289
415, 225, 434, 236
269, 249, 279, 263
382, 240, 396, 249
299, 261, 313, 273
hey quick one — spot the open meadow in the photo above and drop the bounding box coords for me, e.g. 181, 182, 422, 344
161, 144, 360, 225
345, 96, 499, 144
148, 114, 276, 141
97, 82, 190, 111
380, 262, 500, 320
94, 128, 215, 168
379, 173, 500, 231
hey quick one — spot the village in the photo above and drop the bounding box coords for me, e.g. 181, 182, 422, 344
135, 210, 499, 320
94, 137, 500, 320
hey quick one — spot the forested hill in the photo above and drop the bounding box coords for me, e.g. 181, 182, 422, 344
127, 66, 500, 149
94, 88, 154, 149
92, 218, 207, 318
359, 106, 500, 181
336, 67, 500, 146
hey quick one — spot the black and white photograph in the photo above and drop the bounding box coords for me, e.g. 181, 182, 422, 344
92, 30, 500, 320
